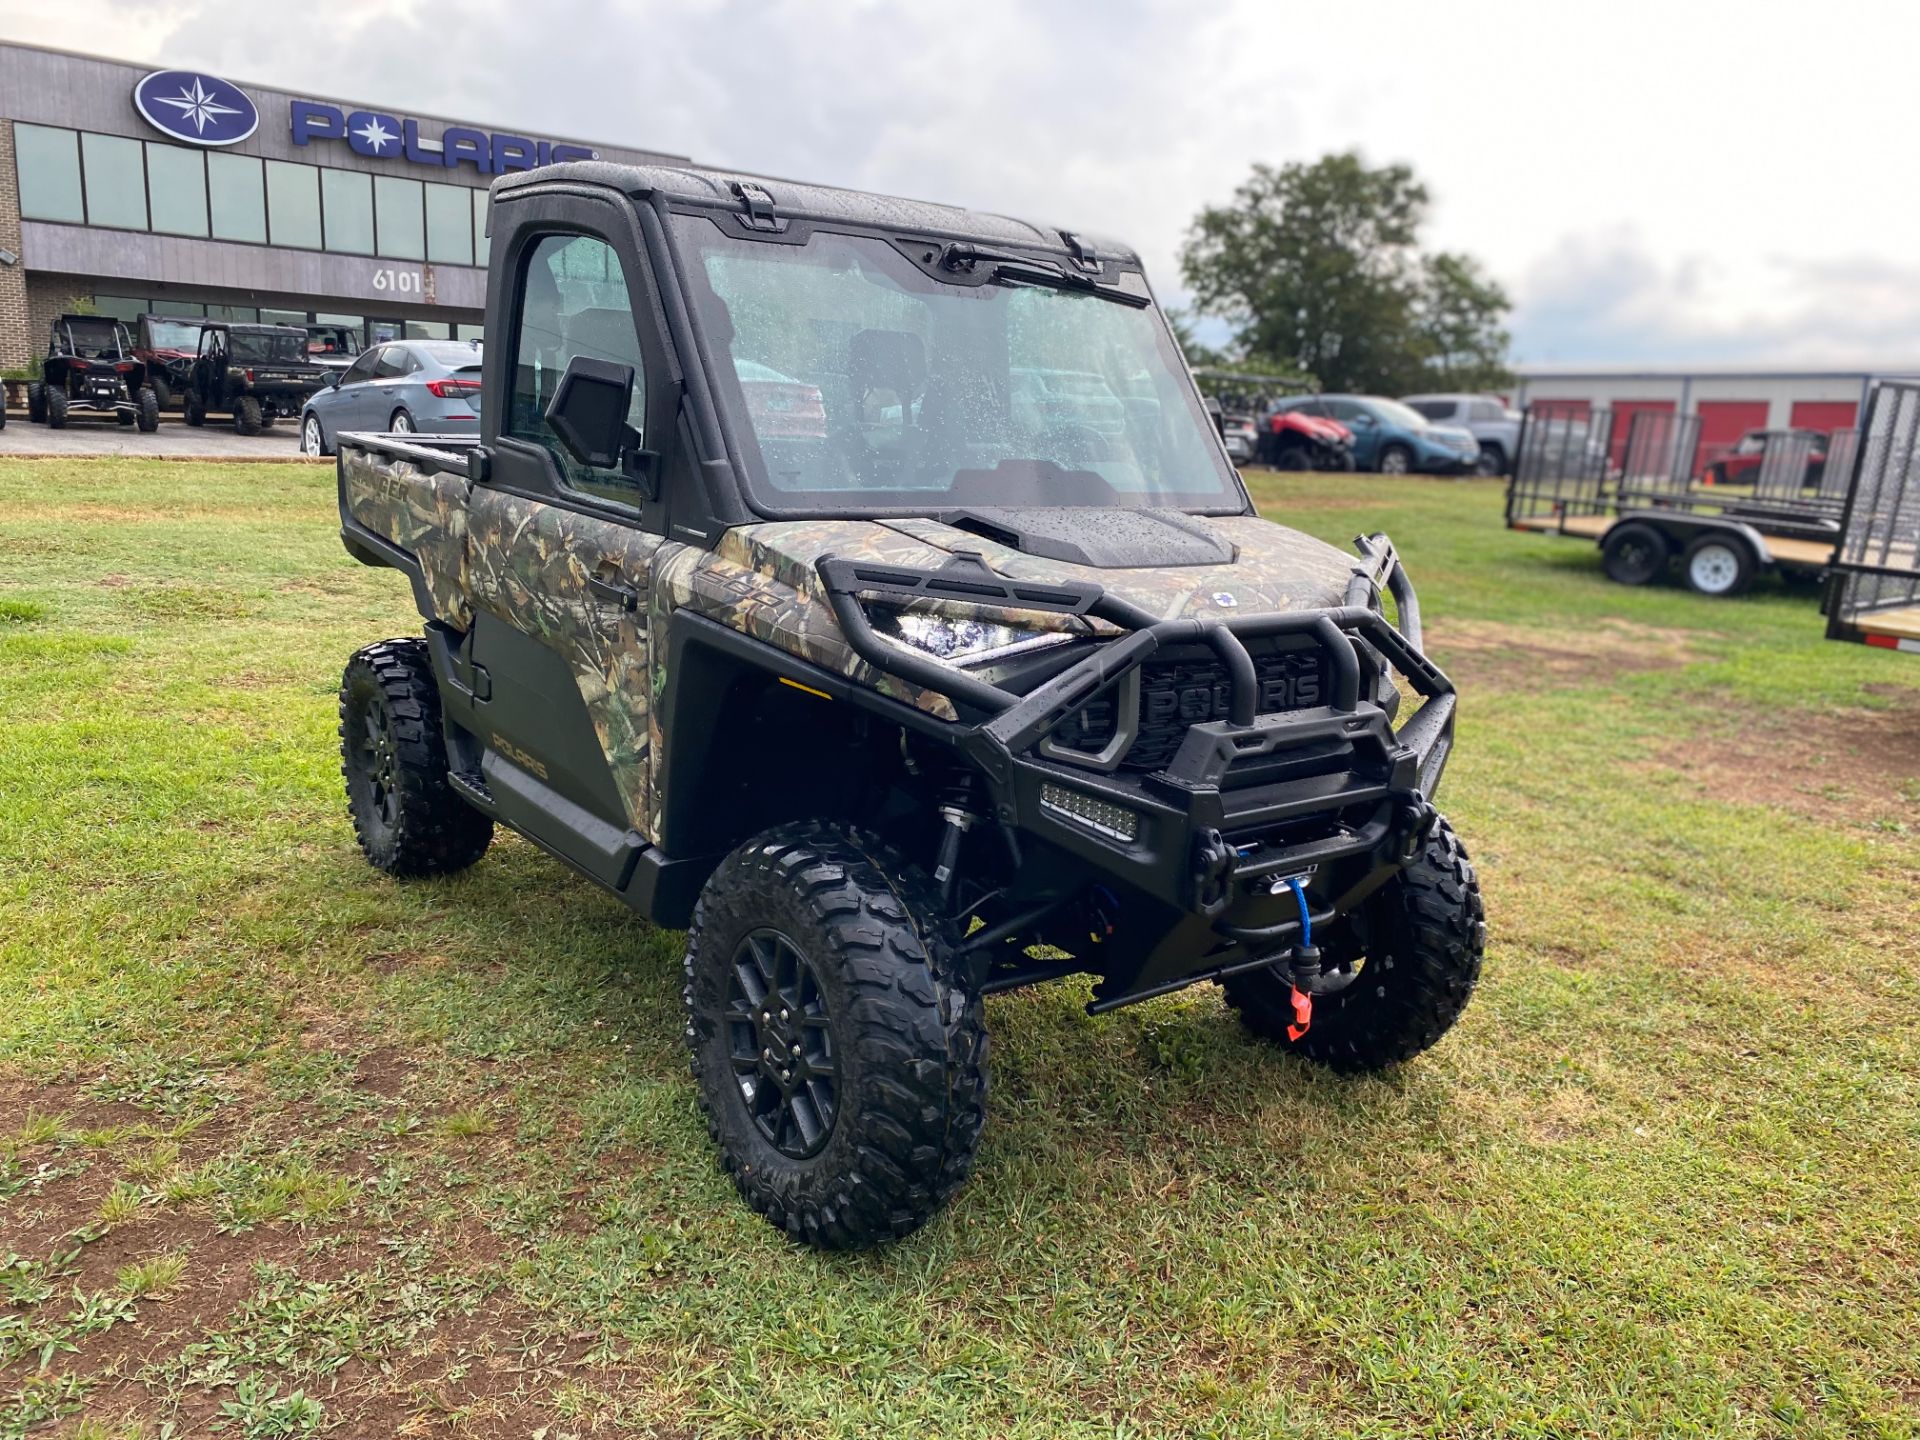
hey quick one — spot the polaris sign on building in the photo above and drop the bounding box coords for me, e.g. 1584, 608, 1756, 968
0, 39, 685, 370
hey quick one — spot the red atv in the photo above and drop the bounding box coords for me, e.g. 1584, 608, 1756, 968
1260, 408, 1356, 471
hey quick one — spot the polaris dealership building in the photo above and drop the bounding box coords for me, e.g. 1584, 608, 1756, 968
0, 41, 686, 368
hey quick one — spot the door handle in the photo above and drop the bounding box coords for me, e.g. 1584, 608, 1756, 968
589, 574, 640, 612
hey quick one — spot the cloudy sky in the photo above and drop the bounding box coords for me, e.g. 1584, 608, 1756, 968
5, 0, 1917, 366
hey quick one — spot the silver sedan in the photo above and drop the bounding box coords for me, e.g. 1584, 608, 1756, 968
300, 339, 483, 456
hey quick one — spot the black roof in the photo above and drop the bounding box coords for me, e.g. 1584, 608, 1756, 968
493, 160, 1139, 267
208, 322, 309, 336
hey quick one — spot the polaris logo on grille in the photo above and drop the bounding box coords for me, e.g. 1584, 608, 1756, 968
1142, 657, 1323, 727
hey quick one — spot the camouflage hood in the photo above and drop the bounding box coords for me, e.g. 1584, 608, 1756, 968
716, 509, 1359, 626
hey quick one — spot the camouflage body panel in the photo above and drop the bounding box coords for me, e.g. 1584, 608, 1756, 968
466, 488, 664, 832
340, 446, 475, 627
640, 510, 1359, 838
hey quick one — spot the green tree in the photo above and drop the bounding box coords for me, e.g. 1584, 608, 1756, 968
1179, 152, 1510, 394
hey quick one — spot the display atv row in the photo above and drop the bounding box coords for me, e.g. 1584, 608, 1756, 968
328, 160, 1485, 1250
17, 316, 329, 437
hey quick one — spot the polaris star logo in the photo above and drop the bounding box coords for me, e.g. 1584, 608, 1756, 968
1212, 591, 1238, 608
133, 70, 260, 147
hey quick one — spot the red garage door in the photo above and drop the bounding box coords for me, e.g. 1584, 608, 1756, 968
1694, 400, 1769, 479
1788, 400, 1859, 435
1531, 398, 1591, 419
1610, 399, 1677, 469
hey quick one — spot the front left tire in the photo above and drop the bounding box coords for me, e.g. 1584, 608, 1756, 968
684, 821, 988, 1249
136, 387, 160, 433
1223, 816, 1484, 1073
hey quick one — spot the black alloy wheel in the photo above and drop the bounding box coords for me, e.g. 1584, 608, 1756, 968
725, 928, 839, 1160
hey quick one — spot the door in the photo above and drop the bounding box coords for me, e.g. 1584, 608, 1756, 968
326, 346, 383, 430
1319, 398, 1377, 466
370, 344, 418, 430
464, 227, 665, 866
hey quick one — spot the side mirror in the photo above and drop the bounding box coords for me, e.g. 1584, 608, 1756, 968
327, 372, 342, 388
546, 355, 636, 470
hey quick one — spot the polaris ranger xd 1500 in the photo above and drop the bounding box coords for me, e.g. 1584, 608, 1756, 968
333, 162, 1484, 1248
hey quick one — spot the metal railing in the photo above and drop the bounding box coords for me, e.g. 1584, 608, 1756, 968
1828, 383, 1920, 635
1507, 406, 1614, 526
1615, 410, 1700, 507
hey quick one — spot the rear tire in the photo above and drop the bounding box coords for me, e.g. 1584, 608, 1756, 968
136, 387, 160, 433
184, 393, 205, 427
339, 638, 492, 877
118, 409, 136, 426
151, 375, 172, 410
390, 409, 416, 435
27, 383, 46, 424
45, 389, 68, 429
1223, 816, 1484, 1073
1682, 534, 1755, 597
1602, 522, 1669, 586
684, 821, 988, 1249
1378, 443, 1414, 475
233, 396, 263, 436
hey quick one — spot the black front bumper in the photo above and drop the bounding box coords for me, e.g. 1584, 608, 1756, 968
819, 537, 1456, 1004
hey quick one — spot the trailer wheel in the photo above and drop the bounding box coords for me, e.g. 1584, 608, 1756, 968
1682, 534, 1754, 597
1601, 522, 1669, 586
684, 821, 987, 1249
1223, 816, 1483, 1073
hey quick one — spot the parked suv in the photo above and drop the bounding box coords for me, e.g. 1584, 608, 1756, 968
27, 315, 160, 431
332, 163, 1483, 1248
1402, 393, 1519, 476
1272, 395, 1479, 474
184, 323, 328, 435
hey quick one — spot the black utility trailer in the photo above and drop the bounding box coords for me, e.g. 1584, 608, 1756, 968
1505, 405, 1849, 597
1825, 380, 1920, 654
26, 315, 161, 431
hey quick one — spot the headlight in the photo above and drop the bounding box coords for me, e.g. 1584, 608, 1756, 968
868, 608, 1075, 668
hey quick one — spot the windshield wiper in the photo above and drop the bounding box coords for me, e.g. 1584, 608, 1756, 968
938, 242, 1151, 309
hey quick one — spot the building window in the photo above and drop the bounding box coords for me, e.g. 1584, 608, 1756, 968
91, 294, 150, 323
204, 303, 259, 323
424, 183, 473, 266
374, 175, 424, 260
208, 153, 267, 243
145, 143, 208, 238
15, 123, 84, 223
266, 161, 320, 249
322, 169, 374, 255
81, 132, 147, 230
404, 320, 452, 340
473, 189, 489, 265
261, 308, 306, 327
456, 323, 486, 342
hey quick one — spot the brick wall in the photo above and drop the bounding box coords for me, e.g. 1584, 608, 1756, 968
25, 272, 90, 350
0, 120, 28, 370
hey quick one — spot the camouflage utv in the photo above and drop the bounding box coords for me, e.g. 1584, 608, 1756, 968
334, 162, 1484, 1248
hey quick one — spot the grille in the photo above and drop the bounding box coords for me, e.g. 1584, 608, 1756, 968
1048, 642, 1329, 772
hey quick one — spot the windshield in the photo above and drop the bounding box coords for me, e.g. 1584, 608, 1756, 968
229, 331, 308, 364
145, 319, 203, 350
1367, 398, 1431, 429
64, 319, 124, 356
307, 327, 360, 356
672, 216, 1243, 513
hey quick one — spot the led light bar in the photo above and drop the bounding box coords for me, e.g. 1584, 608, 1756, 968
1039, 782, 1139, 842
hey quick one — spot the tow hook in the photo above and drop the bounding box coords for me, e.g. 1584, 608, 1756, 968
1394, 793, 1438, 863
1192, 828, 1237, 917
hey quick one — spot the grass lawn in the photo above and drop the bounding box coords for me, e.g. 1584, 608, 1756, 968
1, 458, 1917, 1439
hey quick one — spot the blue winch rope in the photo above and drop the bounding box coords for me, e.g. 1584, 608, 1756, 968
1284, 876, 1311, 948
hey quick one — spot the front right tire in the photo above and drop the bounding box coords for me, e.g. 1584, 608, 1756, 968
27, 382, 46, 424
302, 413, 330, 457
1377, 443, 1414, 475
684, 821, 988, 1249
45, 388, 68, 429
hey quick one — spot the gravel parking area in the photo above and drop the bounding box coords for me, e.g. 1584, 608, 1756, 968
0, 412, 317, 461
